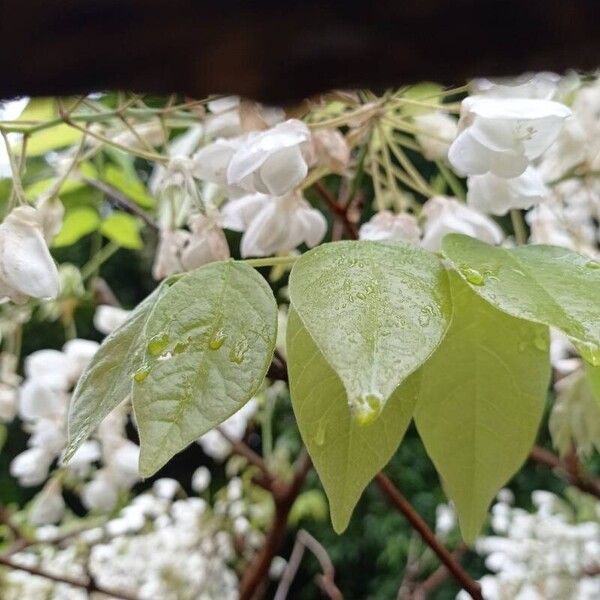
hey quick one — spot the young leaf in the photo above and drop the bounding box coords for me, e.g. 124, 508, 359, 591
586, 363, 600, 408
100, 213, 143, 249
53, 207, 100, 247
414, 272, 550, 543
442, 234, 600, 365
287, 307, 419, 533
133, 261, 277, 477
288, 240, 451, 423
65, 285, 168, 462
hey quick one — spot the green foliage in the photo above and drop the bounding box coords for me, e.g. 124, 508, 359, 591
414, 273, 550, 542
102, 164, 155, 208
132, 261, 278, 476
65, 284, 168, 461
53, 207, 100, 247
100, 212, 143, 249
287, 307, 419, 532
587, 364, 600, 407
442, 234, 600, 365
288, 241, 451, 422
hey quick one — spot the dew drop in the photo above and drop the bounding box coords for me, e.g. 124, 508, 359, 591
315, 420, 326, 447
461, 267, 485, 286
533, 333, 549, 352
133, 366, 150, 383
208, 329, 226, 350
147, 333, 169, 357
585, 260, 600, 270
352, 392, 383, 426
229, 338, 248, 364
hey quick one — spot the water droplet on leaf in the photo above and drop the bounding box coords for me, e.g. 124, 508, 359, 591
228, 338, 248, 364
133, 366, 150, 383
147, 333, 169, 356
208, 329, 226, 350
585, 261, 600, 270
352, 392, 383, 426
461, 267, 485, 286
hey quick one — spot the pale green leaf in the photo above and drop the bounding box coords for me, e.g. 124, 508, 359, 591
443, 234, 600, 365
25, 162, 97, 201
103, 164, 154, 209
65, 285, 168, 462
288, 240, 451, 422
52, 207, 100, 248
133, 262, 277, 477
100, 213, 143, 249
287, 307, 419, 533
414, 272, 550, 543
586, 363, 600, 408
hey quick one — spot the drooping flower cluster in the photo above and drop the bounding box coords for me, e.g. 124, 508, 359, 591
458, 490, 600, 600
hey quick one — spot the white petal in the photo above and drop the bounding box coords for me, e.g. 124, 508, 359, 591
220, 193, 270, 231
448, 130, 491, 176
359, 211, 421, 244
94, 305, 131, 335
191, 139, 240, 185
259, 145, 308, 195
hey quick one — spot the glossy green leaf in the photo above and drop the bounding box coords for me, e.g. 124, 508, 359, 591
288, 240, 450, 424
287, 307, 419, 533
443, 234, 600, 365
100, 212, 143, 249
414, 272, 550, 543
586, 364, 600, 408
65, 285, 168, 462
52, 207, 100, 247
133, 261, 277, 477
103, 164, 154, 208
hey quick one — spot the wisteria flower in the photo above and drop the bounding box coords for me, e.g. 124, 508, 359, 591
467, 166, 548, 216
448, 96, 571, 178
359, 211, 421, 244
420, 195, 504, 251
413, 111, 458, 161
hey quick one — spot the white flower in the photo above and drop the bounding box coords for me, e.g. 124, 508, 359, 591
225, 191, 327, 257
63, 339, 99, 383
180, 212, 230, 270
152, 228, 190, 280
525, 203, 577, 249
413, 111, 458, 161
309, 128, 350, 174
226, 120, 312, 196
448, 97, 571, 178
153, 478, 180, 500
24, 348, 70, 389
0, 98, 28, 180
467, 167, 548, 216
191, 138, 244, 187
10, 447, 54, 486
359, 211, 421, 244
82, 471, 119, 512
471, 73, 562, 100
0, 205, 60, 301
35, 196, 64, 243
191, 466, 211, 493
30, 481, 65, 526
94, 305, 131, 335
421, 196, 504, 251
18, 380, 66, 422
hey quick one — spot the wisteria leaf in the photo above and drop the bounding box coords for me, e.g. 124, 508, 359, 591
442, 234, 600, 365
65, 284, 168, 462
414, 272, 550, 543
133, 261, 277, 477
288, 240, 451, 422
287, 306, 419, 533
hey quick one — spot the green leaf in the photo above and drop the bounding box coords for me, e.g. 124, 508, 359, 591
100, 213, 143, 249
414, 272, 550, 543
103, 164, 155, 209
65, 285, 168, 462
443, 234, 600, 365
52, 207, 100, 247
586, 363, 600, 408
25, 162, 97, 201
288, 240, 451, 423
20, 98, 82, 156
287, 307, 419, 533
132, 261, 277, 477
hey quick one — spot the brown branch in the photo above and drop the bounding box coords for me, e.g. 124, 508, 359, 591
529, 446, 600, 500
374, 473, 483, 600
313, 181, 359, 240
82, 176, 159, 231
0, 554, 139, 600
411, 544, 468, 600
274, 529, 343, 600
240, 449, 312, 600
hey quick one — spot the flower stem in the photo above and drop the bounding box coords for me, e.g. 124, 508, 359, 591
510, 209, 528, 245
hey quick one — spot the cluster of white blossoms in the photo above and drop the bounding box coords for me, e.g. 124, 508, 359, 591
457, 489, 600, 600
2, 484, 249, 600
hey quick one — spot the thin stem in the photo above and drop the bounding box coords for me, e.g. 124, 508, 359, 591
510, 209, 528, 245
243, 256, 299, 269
80, 243, 120, 280
313, 181, 359, 240
436, 161, 465, 200
374, 473, 483, 600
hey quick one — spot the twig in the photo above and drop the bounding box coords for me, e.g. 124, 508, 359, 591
240, 449, 312, 600
374, 473, 483, 600
82, 176, 159, 231
313, 181, 358, 240
0, 554, 139, 600
410, 544, 468, 600
529, 446, 600, 500
274, 529, 343, 600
